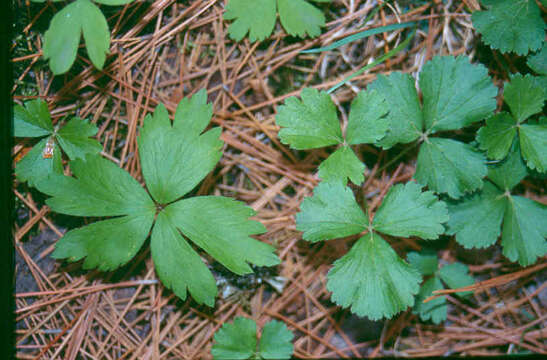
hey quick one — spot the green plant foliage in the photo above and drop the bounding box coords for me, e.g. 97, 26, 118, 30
296, 181, 449, 320
224, 0, 329, 42
276, 87, 389, 185
472, 0, 545, 55
446, 144, 547, 266
212, 317, 293, 360
368, 55, 497, 198
14, 99, 102, 187
35, 90, 280, 306
408, 252, 475, 324
31, 0, 135, 75
477, 74, 546, 173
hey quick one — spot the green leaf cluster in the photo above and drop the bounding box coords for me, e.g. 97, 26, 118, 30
446, 144, 547, 266
472, 0, 545, 55
276, 87, 389, 185
408, 251, 475, 324
477, 74, 547, 173
35, 90, 280, 306
296, 181, 449, 320
31, 0, 135, 75
368, 55, 497, 198
224, 0, 330, 42
14, 99, 102, 187
211, 317, 293, 360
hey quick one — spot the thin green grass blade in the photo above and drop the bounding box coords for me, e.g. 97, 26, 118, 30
302, 21, 415, 54
327, 28, 416, 94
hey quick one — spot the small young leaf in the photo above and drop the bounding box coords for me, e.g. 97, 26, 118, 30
415, 138, 488, 199
259, 320, 294, 359
276, 88, 343, 150
151, 211, 217, 306
413, 276, 447, 324
345, 89, 389, 145
52, 213, 154, 271
15, 137, 63, 187
327, 232, 421, 320
407, 251, 439, 276
472, 0, 545, 55
212, 317, 257, 360
446, 181, 505, 249
501, 195, 547, 266
368, 72, 422, 148
56, 117, 102, 160
317, 146, 365, 186
13, 100, 53, 137
277, 0, 326, 38
519, 122, 547, 173
438, 262, 475, 297
420, 55, 497, 132
165, 196, 277, 275
476, 113, 517, 160
372, 182, 448, 240
296, 182, 367, 242
224, 0, 277, 42
503, 74, 546, 123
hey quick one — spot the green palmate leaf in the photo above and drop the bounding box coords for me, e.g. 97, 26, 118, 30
259, 320, 294, 359
165, 196, 277, 275
327, 232, 421, 320
296, 182, 367, 242
446, 181, 505, 249
277, 0, 325, 38
15, 137, 63, 187
501, 195, 547, 266
14, 100, 53, 137
345, 89, 389, 145
487, 142, 527, 191
151, 210, 217, 306
212, 317, 257, 360
472, 0, 545, 55
503, 74, 546, 124
413, 276, 447, 324
56, 117, 103, 160
224, 0, 277, 42
43, 0, 111, 74
276, 88, 343, 149
372, 182, 448, 240
407, 251, 438, 276
476, 113, 517, 160
52, 213, 154, 271
415, 138, 488, 199
224, 0, 328, 42
438, 262, 475, 297
38, 155, 155, 217
38, 92, 279, 306
138, 98, 223, 204
317, 146, 365, 186
519, 122, 547, 173
420, 55, 497, 132
528, 44, 547, 75
368, 72, 422, 148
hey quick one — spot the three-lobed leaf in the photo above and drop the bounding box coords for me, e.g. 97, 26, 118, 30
14, 100, 102, 187
212, 317, 294, 360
